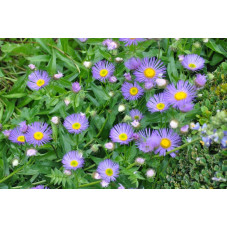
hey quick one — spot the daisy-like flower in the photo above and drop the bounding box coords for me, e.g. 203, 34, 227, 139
136, 128, 160, 153
154, 128, 181, 157
92, 60, 115, 82
164, 80, 197, 109
121, 82, 144, 100
147, 93, 170, 113
62, 151, 84, 170
134, 57, 166, 83
124, 57, 142, 70
129, 109, 143, 121
110, 123, 134, 145
97, 159, 119, 183
27, 70, 50, 90
63, 113, 89, 134
181, 54, 205, 71
26, 122, 52, 146
9, 127, 26, 144
31, 185, 48, 189
119, 38, 145, 46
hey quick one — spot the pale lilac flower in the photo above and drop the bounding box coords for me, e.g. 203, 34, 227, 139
72, 82, 81, 93
109, 76, 117, 83
53, 71, 64, 80
146, 169, 156, 178
124, 73, 132, 81
104, 142, 114, 150
28, 64, 36, 70
26, 148, 38, 157
51, 116, 60, 125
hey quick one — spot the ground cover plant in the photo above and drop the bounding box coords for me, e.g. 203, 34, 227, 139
0, 38, 226, 189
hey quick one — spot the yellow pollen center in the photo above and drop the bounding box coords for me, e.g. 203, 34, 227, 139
99, 69, 108, 77
134, 115, 139, 120
174, 91, 187, 101
188, 63, 196, 69
34, 132, 44, 140
119, 133, 128, 141
144, 68, 156, 78
129, 87, 139, 96
36, 79, 45, 87
70, 160, 78, 167
17, 135, 25, 142
160, 138, 171, 149
156, 103, 165, 110
72, 122, 81, 130
105, 168, 113, 176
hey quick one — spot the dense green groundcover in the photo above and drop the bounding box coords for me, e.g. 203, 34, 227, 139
0, 38, 226, 189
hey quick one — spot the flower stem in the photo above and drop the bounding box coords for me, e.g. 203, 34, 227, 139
79, 180, 102, 188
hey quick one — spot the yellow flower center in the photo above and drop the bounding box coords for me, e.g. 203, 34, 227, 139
119, 133, 128, 141
134, 115, 139, 120
34, 132, 44, 140
174, 91, 187, 101
36, 79, 45, 87
156, 103, 165, 110
188, 63, 196, 69
144, 68, 156, 78
72, 122, 81, 130
105, 168, 113, 176
160, 138, 171, 149
200, 141, 205, 146
17, 135, 25, 142
70, 160, 78, 167
129, 87, 139, 96
99, 69, 108, 77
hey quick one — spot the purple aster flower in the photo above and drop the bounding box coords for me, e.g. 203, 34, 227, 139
110, 123, 134, 145
181, 54, 205, 71
195, 74, 207, 88
134, 57, 166, 83
62, 151, 84, 170
221, 136, 227, 148
19, 121, 28, 133
9, 127, 26, 144
97, 159, 119, 183
72, 82, 81, 93
27, 70, 50, 90
154, 128, 181, 157
103, 39, 118, 50
124, 73, 132, 81
129, 109, 143, 121
178, 101, 194, 112
109, 76, 117, 83
136, 128, 160, 153
121, 82, 144, 100
147, 93, 170, 113
26, 122, 52, 146
164, 80, 197, 109
92, 60, 115, 82
63, 113, 89, 134
78, 38, 88, 42
31, 185, 48, 189
119, 38, 145, 46
3, 129, 12, 137
124, 58, 142, 70
144, 81, 154, 90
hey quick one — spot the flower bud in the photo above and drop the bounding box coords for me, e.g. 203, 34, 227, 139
193, 42, 201, 49
144, 81, 154, 90
90, 110, 97, 117
178, 55, 184, 62
115, 57, 123, 63
118, 104, 126, 112
194, 74, 207, 88
124, 73, 132, 81
72, 82, 81, 93
104, 142, 114, 150
83, 61, 92, 68
51, 116, 60, 125
180, 125, 189, 134
3, 129, 11, 137
26, 148, 38, 157
135, 157, 145, 165
19, 121, 28, 133
64, 169, 72, 176
91, 144, 100, 152
123, 115, 132, 122
108, 91, 114, 97
170, 120, 179, 129
93, 172, 101, 180
207, 73, 214, 80
100, 180, 109, 188
146, 169, 156, 178
53, 71, 64, 80
131, 120, 140, 128
28, 64, 36, 70
109, 76, 117, 83
202, 38, 209, 43
12, 158, 19, 167
64, 98, 70, 106
156, 78, 167, 88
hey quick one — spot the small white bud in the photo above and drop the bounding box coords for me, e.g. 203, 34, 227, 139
135, 157, 145, 165
64, 98, 70, 106
156, 78, 167, 88
93, 172, 101, 180
131, 120, 140, 128
118, 104, 126, 112
51, 116, 60, 124
64, 169, 72, 176
83, 61, 92, 68
12, 158, 19, 167
170, 120, 179, 129
26, 148, 38, 157
203, 38, 209, 43
146, 169, 156, 178
115, 57, 123, 63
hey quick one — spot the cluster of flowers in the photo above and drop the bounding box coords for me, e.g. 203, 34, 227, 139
2, 38, 211, 189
